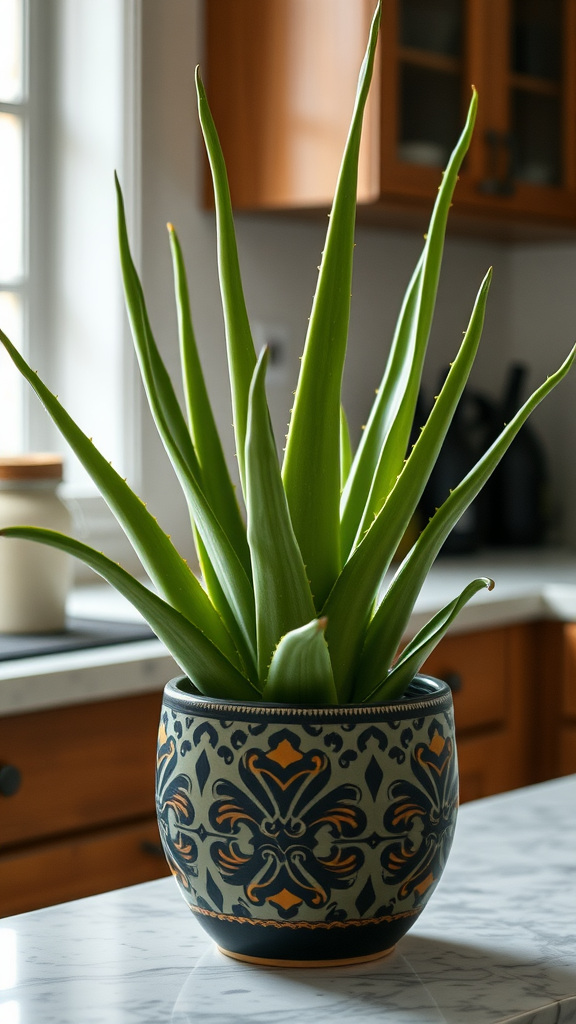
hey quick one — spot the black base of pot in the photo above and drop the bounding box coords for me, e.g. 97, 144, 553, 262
191, 908, 420, 965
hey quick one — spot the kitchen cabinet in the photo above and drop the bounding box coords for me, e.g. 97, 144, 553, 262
422, 623, 534, 802
532, 620, 576, 780
0, 692, 170, 917
205, 0, 576, 236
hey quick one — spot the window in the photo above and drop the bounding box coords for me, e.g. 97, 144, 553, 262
0, 0, 142, 573
0, 0, 26, 453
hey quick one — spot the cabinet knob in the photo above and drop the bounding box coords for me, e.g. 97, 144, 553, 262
141, 839, 164, 858
442, 672, 463, 693
0, 764, 22, 797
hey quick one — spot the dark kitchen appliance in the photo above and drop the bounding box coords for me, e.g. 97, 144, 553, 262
488, 363, 548, 546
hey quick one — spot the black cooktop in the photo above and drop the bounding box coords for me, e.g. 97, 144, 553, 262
0, 618, 156, 661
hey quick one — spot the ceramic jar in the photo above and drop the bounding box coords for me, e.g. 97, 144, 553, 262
0, 454, 72, 632
156, 674, 458, 967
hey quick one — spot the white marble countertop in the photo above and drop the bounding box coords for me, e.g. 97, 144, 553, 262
2, 774, 575, 1024
3, 549, 576, 717
404, 547, 576, 638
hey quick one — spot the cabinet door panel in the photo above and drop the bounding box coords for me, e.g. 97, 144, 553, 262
560, 725, 576, 777
456, 728, 525, 803
205, 0, 379, 209
0, 817, 169, 918
0, 692, 163, 848
421, 628, 508, 732
562, 623, 576, 717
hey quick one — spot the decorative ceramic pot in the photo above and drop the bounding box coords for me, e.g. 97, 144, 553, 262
156, 674, 458, 967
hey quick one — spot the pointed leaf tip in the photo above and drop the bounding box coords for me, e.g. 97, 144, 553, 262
360, 575, 495, 703
263, 617, 337, 705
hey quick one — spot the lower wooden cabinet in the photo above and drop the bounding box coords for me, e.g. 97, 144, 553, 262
560, 726, 576, 776
0, 692, 170, 918
560, 623, 576, 774
0, 817, 169, 917
422, 624, 534, 804
533, 620, 576, 780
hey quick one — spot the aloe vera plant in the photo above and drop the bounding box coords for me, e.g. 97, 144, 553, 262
0, 0, 574, 706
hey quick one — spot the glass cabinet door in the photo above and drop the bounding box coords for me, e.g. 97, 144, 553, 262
206, 0, 576, 231
510, 0, 563, 188
377, 0, 478, 207
397, 0, 465, 169
377, 0, 576, 229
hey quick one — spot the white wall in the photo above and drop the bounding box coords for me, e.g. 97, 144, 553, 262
137, 0, 575, 564
507, 245, 576, 545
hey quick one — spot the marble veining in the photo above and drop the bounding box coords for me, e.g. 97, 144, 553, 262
2, 775, 575, 1024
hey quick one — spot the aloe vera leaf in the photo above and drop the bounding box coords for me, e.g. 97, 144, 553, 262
356, 344, 576, 695
0, 527, 258, 701
136, 356, 258, 678
340, 253, 423, 558
168, 222, 250, 577
342, 91, 478, 560
323, 268, 492, 701
196, 69, 257, 496
245, 348, 316, 682
0, 327, 238, 664
189, 523, 254, 681
281, 1, 382, 610
263, 617, 338, 705
340, 405, 353, 492
116, 178, 202, 485
115, 189, 258, 678
136, 340, 258, 678
362, 577, 493, 703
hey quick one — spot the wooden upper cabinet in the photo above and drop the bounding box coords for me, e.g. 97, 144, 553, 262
204, 0, 576, 236
204, 0, 380, 208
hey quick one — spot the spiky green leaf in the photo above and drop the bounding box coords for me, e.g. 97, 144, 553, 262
341, 90, 478, 560
281, 1, 382, 610
362, 577, 493, 703
0, 527, 258, 701
245, 348, 316, 681
340, 405, 353, 491
263, 617, 337, 705
340, 253, 423, 558
324, 267, 492, 701
356, 345, 576, 694
0, 326, 237, 665
115, 177, 202, 484
115, 185, 257, 679
168, 222, 250, 575
196, 69, 257, 495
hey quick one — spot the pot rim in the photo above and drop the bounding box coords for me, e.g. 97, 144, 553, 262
163, 673, 452, 720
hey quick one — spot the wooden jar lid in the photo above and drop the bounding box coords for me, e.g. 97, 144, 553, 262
0, 454, 64, 481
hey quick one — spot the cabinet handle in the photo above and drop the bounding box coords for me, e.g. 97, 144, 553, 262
442, 672, 463, 693
0, 764, 22, 797
478, 130, 516, 197
141, 839, 164, 858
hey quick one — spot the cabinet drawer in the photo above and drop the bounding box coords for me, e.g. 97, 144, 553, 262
560, 725, 576, 777
563, 624, 576, 718
0, 691, 163, 848
456, 729, 526, 805
0, 816, 170, 917
422, 628, 508, 733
